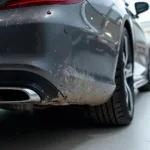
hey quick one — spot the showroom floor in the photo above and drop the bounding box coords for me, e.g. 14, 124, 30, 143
0, 92, 149, 150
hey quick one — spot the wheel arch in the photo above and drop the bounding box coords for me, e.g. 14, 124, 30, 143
124, 20, 134, 67
116, 17, 135, 75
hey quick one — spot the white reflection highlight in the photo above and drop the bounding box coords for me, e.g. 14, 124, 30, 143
105, 32, 112, 37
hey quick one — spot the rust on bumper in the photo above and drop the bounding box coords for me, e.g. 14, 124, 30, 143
40, 67, 115, 106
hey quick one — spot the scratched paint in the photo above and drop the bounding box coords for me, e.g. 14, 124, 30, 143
41, 66, 114, 106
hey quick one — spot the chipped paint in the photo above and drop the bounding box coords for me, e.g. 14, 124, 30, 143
40, 66, 115, 106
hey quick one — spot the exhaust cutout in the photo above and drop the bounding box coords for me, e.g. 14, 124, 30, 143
0, 87, 41, 104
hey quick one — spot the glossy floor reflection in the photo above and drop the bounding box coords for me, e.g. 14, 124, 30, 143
0, 92, 149, 150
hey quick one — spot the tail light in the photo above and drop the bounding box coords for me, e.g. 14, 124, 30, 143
0, 0, 84, 9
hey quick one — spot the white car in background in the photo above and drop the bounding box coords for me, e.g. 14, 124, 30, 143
140, 21, 150, 46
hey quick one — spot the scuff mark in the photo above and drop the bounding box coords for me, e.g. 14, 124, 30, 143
59, 66, 108, 105
38, 55, 114, 106
41, 65, 114, 106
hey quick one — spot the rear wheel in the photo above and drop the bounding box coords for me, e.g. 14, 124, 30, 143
86, 28, 134, 125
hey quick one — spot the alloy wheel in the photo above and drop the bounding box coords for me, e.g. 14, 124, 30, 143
123, 35, 134, 116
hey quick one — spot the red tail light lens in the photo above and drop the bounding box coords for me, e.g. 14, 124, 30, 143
1, 0, 84, 9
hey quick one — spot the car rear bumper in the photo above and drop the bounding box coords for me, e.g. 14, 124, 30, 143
0, 3, 117, 105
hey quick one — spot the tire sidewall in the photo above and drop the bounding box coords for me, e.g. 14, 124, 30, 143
117, 28, 134, 124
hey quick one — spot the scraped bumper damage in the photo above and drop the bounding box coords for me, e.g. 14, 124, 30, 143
0, 4, 116, 106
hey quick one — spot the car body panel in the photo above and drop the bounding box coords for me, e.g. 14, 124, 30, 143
87, 0, 149, 88
0, 3, 117, 105
0, 0, 149, 106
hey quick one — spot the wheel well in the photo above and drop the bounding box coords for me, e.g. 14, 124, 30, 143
124, 21, 134, 65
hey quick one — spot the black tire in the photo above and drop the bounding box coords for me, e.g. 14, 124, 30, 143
85, 28, 134, 125
139, 81, 150, 92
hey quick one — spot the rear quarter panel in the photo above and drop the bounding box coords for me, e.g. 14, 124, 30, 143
86, 0, 128, 78
87, 0, 149, 85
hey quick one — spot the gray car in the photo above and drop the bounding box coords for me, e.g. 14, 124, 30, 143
0, 0, 149, 126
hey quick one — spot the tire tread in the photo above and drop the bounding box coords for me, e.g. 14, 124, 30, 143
85, 28, 134, 126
